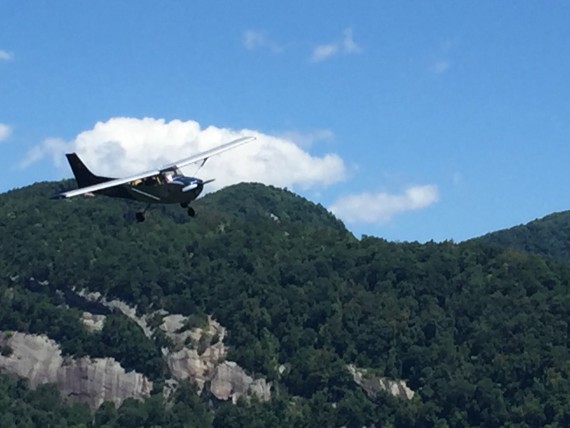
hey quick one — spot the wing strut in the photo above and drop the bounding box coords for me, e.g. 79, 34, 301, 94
193, 158, 208, 176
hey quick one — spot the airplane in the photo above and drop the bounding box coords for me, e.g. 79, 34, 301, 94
54, 136, 256, 222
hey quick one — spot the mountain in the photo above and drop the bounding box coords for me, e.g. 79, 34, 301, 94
475, 210, 570, 262
2, 181, 570, 426
196, 182, 347, 232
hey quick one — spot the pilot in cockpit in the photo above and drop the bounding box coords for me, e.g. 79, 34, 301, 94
163, 171, 174, 183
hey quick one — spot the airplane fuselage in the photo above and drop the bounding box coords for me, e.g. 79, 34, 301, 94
99, 175, 204, 205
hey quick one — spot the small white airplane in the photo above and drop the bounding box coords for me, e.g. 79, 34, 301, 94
54, 136, 256, 222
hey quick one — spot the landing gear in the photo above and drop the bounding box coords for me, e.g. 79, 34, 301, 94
181, 202, 194, 217
135, 203, 152, 223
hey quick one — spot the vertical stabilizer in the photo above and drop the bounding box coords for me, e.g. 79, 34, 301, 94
65, 153, 112, 188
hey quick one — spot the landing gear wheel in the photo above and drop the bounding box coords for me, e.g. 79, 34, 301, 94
136, 212, 145, 223
187, 207, 195, 217
180, 202, 189, 208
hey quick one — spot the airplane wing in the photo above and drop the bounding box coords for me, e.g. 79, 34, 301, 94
54, 168, 162, 198
160, 136, 256, 171
54, 136, 256, 199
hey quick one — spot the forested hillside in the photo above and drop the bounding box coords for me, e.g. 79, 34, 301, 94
2, 181, 570, 427
477, 211, 570, 262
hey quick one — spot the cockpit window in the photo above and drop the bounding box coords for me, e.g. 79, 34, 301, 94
162, 167, 182, 176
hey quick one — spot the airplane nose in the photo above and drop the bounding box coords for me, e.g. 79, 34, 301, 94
182, 179, 203, 192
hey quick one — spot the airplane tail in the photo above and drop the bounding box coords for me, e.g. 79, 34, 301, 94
65, 153, 112, 188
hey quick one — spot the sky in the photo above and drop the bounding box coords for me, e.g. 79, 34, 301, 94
1, 2, 570, 242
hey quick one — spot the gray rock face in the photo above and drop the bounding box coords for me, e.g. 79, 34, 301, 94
347, 364, 414, 400
0, 332, 152, 409
160, 315, 271, 402
160, 314, 226, 350
3, 290, 272, 408
76, 290, 153, 339
166, 344, 227, 391
81, 312, 106, 332
161, 315, 227, 391
210, 361, 271, 403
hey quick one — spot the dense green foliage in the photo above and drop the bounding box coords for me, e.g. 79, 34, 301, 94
0, 374, 91, 427
0, 374, 214, 428
2, 181, 570, 426
476, 210, 570, 262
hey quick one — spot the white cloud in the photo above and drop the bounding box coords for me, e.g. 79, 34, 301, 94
278, 129, 334, 148
21, 117, 347, 191
0, 50, 13, 61
243, 30, 265, 49
19, 137, 67, 168
312, 44, 338, 63
242, 30, 282, 53
329, 185, 439, 223
0, 123, 11, 142
341, 29, 362, 54
311, 28, 362, 63
429, 60, 451, 74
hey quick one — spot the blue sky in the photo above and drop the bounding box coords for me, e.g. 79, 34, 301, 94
1, 2, 570, 242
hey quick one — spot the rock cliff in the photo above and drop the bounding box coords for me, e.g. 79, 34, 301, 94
81, 311, 106, 332
160, 314, 226, 390
160, 314, 271, 402
0, 332, 153, 409
1, 291, 271, 409
210, 361, 271, 403
76, 289, 154, 339
348, 364, 414, 400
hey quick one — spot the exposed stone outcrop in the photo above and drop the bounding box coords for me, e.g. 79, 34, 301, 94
75, 289, 154, 339
160, 315, 271, 402
61, 290, 271, 404
81, 312, 106, 332
0, 332, 152, 409
160, 314, 225, 350
348, 364, 414, 400
210, 361, 271, 403
161, 315, 226, 391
